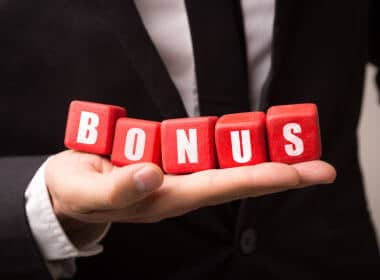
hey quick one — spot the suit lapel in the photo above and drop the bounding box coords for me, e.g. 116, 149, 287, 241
98, 0, 188, 119
260, 0, 364, 109
98, 0, 250, 118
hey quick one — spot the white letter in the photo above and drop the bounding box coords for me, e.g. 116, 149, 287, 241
124, 128, 146, 161
76, 111, 99, 144
230, 130, 252, 163
283, 123, 304, 156
176, 129, 198, 164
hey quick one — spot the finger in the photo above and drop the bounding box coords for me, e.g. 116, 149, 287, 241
134, 160, 335, 219
171, 160, 336, 205
234, 160, 337, 199
95, 160, 334, 222
163, 162, 302, 206
292, 160, 337, 187
65, 162, 164, 213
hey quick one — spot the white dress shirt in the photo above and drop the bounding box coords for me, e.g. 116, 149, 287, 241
24, 0, 275, 278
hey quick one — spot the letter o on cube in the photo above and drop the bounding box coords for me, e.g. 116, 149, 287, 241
111, 118, 161, 166
64, 101, 126, 155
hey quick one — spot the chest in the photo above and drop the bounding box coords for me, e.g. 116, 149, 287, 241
0, 0, 369, 156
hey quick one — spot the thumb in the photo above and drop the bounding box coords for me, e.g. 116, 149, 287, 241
77, 163, 164, 212
106, 163, 164, 208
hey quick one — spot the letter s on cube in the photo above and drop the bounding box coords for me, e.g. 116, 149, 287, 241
266, 103, 322, 164
64, 101, 126, 155
215, 112, 268, 168
111, 118, 161, 166
161, 116, 218, 174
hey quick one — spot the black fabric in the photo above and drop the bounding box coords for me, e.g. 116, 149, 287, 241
0, 156, 51, 279
369, 0, 380, 100
106, 1, 188, 119
184, 0, 250, 215
185, 0, 250, 116
0, 0, 379, 279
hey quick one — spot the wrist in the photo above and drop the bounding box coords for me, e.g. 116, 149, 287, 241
50, 193, 109, 249
45, 154, 109, 248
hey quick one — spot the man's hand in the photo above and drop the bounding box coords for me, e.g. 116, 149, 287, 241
45, 150, 336, 245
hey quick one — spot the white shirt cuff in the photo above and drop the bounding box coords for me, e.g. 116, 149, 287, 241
25, 158, 111, 261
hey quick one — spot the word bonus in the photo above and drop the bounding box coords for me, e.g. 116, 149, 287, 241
64, 101, 321, 174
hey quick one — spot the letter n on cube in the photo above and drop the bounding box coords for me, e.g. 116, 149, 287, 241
161, 117, 217, 174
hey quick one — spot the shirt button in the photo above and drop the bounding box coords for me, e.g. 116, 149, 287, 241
240, 228, 256, 255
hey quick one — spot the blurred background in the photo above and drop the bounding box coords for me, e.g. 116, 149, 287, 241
359, 64, 380, 246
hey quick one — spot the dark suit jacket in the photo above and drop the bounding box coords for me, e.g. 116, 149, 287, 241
1, 0, 379, 279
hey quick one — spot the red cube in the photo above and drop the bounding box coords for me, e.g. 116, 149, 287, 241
161, 116, 218, 174
111, 118, 161, 167
64, 100, 126, 155
215, 112, 268, 168
266, 103, 322, 164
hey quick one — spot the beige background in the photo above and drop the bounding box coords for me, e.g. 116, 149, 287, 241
359, 64, 380, 245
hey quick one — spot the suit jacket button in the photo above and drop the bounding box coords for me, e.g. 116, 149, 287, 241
240, 228, 256, 255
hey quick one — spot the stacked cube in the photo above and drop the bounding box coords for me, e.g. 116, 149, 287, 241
65, 100, 322, 174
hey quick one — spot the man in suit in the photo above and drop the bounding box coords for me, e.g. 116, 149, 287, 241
0, 0, 379, 279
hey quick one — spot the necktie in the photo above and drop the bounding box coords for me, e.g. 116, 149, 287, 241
184, 0, 251, 116
185, 0, 250, 219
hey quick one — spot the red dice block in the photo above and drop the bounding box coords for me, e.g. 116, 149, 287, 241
266, 103, 322, 164
161, 116, 218, 174
215, 112, 268, 168
111, 118, 161, 167
64, 101, 126, 155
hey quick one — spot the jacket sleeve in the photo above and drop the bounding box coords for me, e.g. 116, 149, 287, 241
369, 0, 380, 99
0, 156, 52, 279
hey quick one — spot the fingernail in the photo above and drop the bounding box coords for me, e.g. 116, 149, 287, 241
321, 178, 336, 184
134, 166, 162, 193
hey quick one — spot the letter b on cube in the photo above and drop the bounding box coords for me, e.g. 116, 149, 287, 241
64, 101, 126, 155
